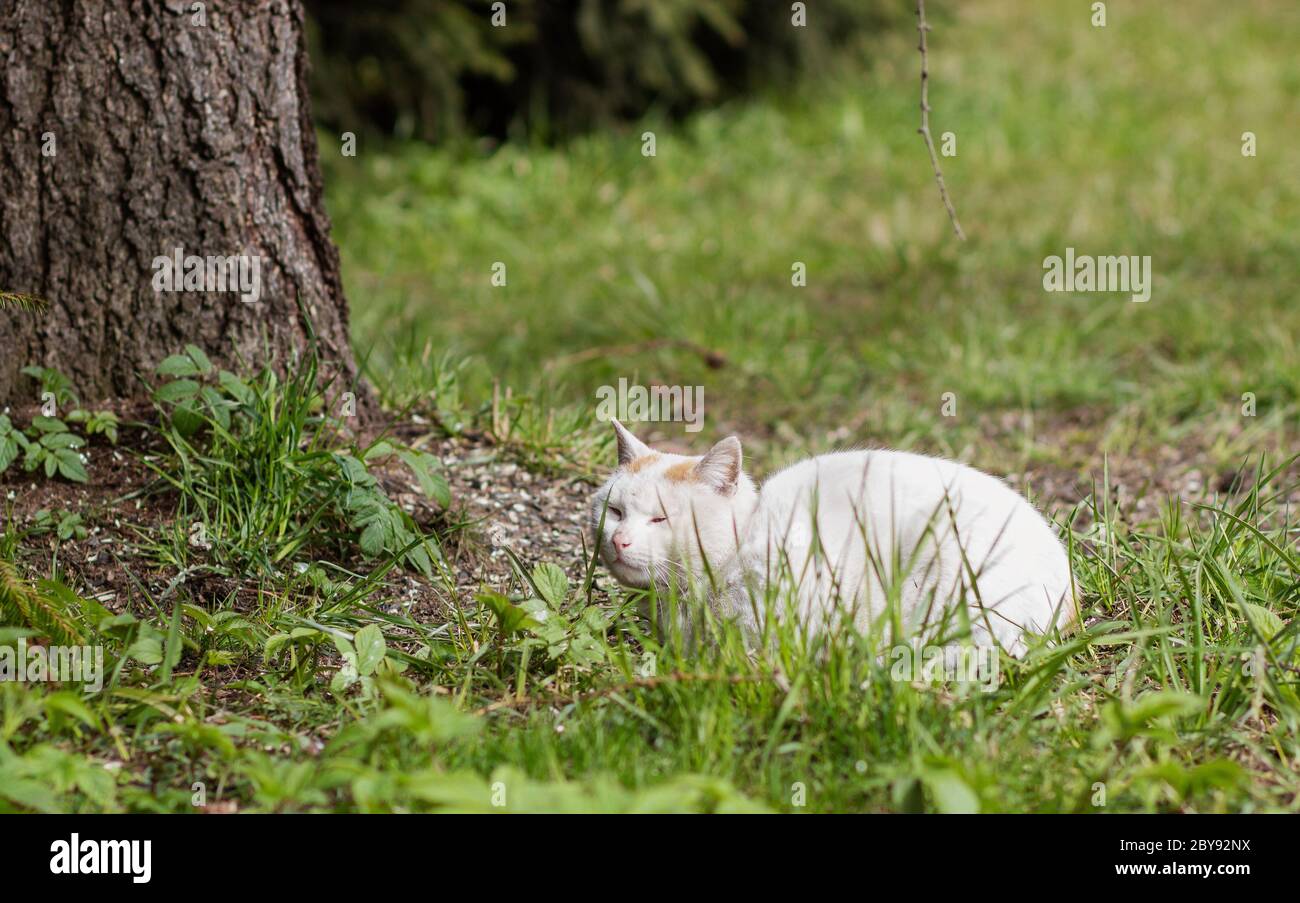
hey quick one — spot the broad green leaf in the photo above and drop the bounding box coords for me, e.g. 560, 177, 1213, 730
129, 635, 163, 665
155, 379, 200, 403
331, 662, 359, 694
363, 441, 396, 462
263, 633, 291, 660
922, 765, 979, 814
200, 386, 231, 430
41, 431, 84, 449
31, 416, 66, 433
170, 401, 204, 438
1097, 690, 1204, 745
0, 774, 60, 813
479, 591, 540, 636
218, 370, 254, 405
184, 344, 213, 374
359, 521, 386, 557
1125, 691, 1203, 724
44, 692, 102, 731
354, 625, 386, 676
531, 563, 569, 609
157, 354, 200, 377
398, 450, 451, 506
1241, 602, 1285, 640
405, 543, 434, 577
54, 449, 88, 483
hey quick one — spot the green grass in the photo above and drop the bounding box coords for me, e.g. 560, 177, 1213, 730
328, 0, 1300, 472
2, 0, 1299, 813
142, 344, 447, 579
2, 431, 1298, 812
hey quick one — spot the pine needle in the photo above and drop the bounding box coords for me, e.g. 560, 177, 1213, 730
0, 560, 86, 646
0, 291, 51, 313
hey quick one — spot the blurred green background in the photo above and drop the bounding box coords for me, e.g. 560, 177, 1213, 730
316, 0, 1300, 477
306, 0, 895, 143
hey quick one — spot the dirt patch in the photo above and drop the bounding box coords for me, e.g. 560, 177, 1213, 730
3, 412, 603, 626
985, 408, 1299, 527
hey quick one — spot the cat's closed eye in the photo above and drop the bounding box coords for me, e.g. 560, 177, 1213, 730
605, 505, 623, 519
650, 516, 667, 524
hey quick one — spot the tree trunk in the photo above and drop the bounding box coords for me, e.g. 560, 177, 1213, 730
0, 0, 357, 406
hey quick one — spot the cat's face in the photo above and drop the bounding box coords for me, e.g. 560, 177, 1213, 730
590, 420, 756, 589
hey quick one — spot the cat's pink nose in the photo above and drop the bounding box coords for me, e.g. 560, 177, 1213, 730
616, 537, 632, 549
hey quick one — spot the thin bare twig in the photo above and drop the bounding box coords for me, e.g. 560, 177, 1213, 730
916, 0, 966, 241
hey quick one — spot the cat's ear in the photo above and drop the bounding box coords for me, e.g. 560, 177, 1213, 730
694, 436, 742, 495
611, 419, 653, 466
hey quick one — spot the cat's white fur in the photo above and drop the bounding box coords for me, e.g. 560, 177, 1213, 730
591, 420, 1076, 655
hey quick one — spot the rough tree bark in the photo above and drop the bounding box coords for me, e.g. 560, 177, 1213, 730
0, 0, 357, 406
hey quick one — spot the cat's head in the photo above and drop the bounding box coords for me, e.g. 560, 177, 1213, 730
590, 420, 757, 589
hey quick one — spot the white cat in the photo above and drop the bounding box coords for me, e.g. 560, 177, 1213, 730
591, 420, 1077, 655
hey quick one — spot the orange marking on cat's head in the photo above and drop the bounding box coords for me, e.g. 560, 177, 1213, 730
624, 453, 661, 473
664, 460, 698, 482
